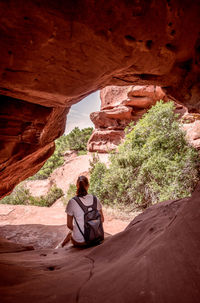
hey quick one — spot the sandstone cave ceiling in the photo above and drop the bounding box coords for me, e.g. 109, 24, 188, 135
0, 0, 200, 198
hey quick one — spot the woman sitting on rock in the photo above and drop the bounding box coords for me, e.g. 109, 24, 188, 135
62, 175, 104, 247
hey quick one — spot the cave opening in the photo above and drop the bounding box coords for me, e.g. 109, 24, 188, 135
1, 84, 199, 252
0, 1, 200, 301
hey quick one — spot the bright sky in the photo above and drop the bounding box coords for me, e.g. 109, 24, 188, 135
65, 91, 101, 134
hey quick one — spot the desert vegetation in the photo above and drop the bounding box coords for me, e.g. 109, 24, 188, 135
1, 184, 63, 207
0, 127, 93, 207
89, 101, 200, 209
2, 102, 200, 210
30, 127, 93, 180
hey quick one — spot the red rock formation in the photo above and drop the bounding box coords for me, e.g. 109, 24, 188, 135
0, 184, 200, 302
0, 95, 68, 198
101, 85, 166, 110
0, 3, 199, 301
0, 1, 200, 109
88, 85, 176, 152
88, 129, 125, 153
0, 0, 200, 195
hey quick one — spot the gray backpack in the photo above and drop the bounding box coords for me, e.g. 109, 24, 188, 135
73, 195, 104, 246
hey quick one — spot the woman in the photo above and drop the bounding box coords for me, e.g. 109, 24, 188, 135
62, 175, 104, 247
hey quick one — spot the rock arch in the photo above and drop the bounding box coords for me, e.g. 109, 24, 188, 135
0, 2, 200, 302
0, 0, 200, 197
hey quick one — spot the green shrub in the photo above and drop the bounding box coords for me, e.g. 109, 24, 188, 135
30, 127, 93, 180
31, 152, 64, 180
0, 184, 31, 205
89, 162, 107, 199
89, 153, 100, 174
1, 184, 63, 207
89, 101, 200, 208
66, 127, 93, 151
65, 184, 77, 202
29, 136, 66, 180
77, 150, 87, 156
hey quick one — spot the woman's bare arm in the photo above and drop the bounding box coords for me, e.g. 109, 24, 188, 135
67, 214, 73, 230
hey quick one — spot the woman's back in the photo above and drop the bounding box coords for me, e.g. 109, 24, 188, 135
66, 194, 102, 243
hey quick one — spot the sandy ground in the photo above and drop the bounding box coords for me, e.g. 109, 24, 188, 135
0, 202, 138, 236
0, 151, 141, 251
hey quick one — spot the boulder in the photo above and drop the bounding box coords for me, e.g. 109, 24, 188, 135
0, 224, 67, 250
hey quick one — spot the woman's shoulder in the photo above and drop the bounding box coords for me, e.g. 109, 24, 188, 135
70, 194, 100, 204
67, 196, 80, 206
85, 194, 101, 204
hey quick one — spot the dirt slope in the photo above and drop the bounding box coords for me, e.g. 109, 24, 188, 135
26, 152, 109, 196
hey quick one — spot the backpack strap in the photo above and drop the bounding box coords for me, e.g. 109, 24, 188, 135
73, 195, 97, 212
92, 195, 97, 210
73, 196, 88, 213
72, 196, 90, 242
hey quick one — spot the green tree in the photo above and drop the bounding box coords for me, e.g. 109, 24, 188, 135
90, 101, 200, 208
66, 127, 93, 151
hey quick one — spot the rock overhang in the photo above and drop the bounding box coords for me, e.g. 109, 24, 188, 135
0, 0, 200, 197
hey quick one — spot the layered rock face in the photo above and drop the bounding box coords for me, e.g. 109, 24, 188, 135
88, 85, 200, 153
88, 85, 172, 152
0, 0, 200, 197
0, 95, 68, 198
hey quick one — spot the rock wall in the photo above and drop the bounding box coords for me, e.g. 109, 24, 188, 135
0, 0, 200, 197
0, 95, 68, 198
88, 85, 186, 152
